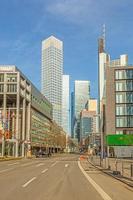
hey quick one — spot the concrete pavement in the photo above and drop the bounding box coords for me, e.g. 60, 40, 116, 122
0, 154, 132, 200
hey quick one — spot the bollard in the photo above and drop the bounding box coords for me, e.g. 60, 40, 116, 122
121, 161, 124, 176
130, 164, 133, 179
115, 159, 118, 172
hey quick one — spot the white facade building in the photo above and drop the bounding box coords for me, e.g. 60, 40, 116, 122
62, 75, 70, 134
41, 36, 63, 126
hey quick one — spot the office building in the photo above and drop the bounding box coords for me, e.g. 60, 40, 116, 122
62, 75, 70, 134
80, 110, 92, 143
80, 99, 98, 146
41, 36, 63, 126
73, 80, 90, 140
71, 92, 74, 138
98, 37, 110, 119
0, 66, 66, 157
86, 99, 98, 132
105, 62, 133, 157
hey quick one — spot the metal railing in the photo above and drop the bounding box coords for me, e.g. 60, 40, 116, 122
89, 155, 133, 180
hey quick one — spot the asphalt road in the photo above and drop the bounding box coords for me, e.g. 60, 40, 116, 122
0, 154, 133, 200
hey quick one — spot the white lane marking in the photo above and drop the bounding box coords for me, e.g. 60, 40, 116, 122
41, 168, 48, 174
8, 162, 19, 166
50, 161, 58, 167
78, 161, 112, 200
22, 177, 37, 188
21, 163, 33, 167
0, 168, 14, 173
65, 164, 69, 168
36, 163, 45, 167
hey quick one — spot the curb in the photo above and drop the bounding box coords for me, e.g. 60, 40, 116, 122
0, 157, 23, 162
88, 159, 133, 188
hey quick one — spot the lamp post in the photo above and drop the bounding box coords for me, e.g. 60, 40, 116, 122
0, 110, 6, 157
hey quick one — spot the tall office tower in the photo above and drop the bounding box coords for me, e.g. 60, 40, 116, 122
98, 27, 110, 158
98, 37, 110, 114
62, 75, 70, 134
74, 80, 90, 140
41, 36, 63, 126
98, 27, 129, 158
71, 92, 74, 138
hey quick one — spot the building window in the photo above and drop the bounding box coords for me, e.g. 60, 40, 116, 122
116, 92, 133, 103
0, 74, 4, 82
116, 116, 133, 127
116, 130, 123, 134
115, 69, 133, 80
116, 105, 133, 115
0, 84, 4, 92
115, 81, 133, 91
7, 75, 17, 82
7, 84, 17, 92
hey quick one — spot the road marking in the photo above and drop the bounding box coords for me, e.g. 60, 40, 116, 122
36, 163, 45, 167
22, 177, 37, 188
41, 169, 48, 174
8, 162, 19, 166
65, 164, 69, 168
0, 168, 14, 173
78, 161, 112, 200
21, 163, 33, 167
50, 161, 58, 167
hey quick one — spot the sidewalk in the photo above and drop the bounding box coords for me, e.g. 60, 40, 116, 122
88, 157, 133, 188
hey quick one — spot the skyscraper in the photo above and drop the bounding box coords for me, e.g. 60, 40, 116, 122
98, 28, 110, 158
73, 80, 90, 140
41, 36, 63, 126
71, 92, 74, 138
98, 26, 129, 157
62, 75, 70, 134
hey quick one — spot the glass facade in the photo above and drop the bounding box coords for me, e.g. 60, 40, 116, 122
116, 81, 133, 91
74, 81, 90, 139
115, 69, 133, 129
31, 109, 51, 146
80, 117, 92, 139
115, 69, 133, 80
74, 81, 90, 119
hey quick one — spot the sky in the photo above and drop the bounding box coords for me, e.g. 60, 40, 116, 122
0, 0, 133, 98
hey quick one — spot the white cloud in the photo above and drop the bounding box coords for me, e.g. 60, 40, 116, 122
46, 0, 129, 26
46, 0, 94, 24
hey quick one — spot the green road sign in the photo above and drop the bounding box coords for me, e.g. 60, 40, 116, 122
106, 134, 133, 146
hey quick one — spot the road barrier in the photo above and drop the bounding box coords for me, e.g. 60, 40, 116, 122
89, 155, 133, 180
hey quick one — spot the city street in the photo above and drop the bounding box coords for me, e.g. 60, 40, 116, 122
0, 154, 133, 200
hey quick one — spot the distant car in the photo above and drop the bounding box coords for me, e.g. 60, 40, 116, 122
35, 151, 49, 158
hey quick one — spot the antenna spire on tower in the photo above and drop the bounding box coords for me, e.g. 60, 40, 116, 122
102, 24, 106, 50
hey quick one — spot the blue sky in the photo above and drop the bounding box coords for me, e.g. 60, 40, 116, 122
0, 0, 133, 98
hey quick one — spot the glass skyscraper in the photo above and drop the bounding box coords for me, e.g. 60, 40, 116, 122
74, 81, 90, 118
41, 36, 63, 126
62, 75, 70, 134
71, 92, 74, 138
73, 80, 90, 140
